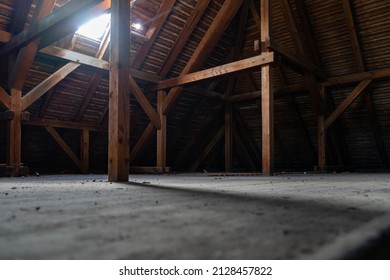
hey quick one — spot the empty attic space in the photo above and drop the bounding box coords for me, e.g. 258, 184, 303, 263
1, 0, 390, 259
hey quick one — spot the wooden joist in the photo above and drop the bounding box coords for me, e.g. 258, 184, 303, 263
154, 53, 274, 91
23, 117, 107, 132
40, 46, 164, 83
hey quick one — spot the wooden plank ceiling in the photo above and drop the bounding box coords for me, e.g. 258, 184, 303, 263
0, 0, 389, 175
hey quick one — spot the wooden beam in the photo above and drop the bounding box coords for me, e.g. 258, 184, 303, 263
21, 62, 80, 111
323, 68, 390, 87
129, 77, 161, 129
233, 125, 257, 171
9, 0, 33, 34
261, 0, 274, 176
130, 123, 155, 164
0, 0, 104, 58
225, 101, 233, 172
45, 126, 83, 171
318, 86, 326, 171
173, 105, 224, 170
108, 0, 130, 182
8, 89, 23, 176
155, 53, 274, 91
0, 30, 12, 43
342, 0, 365, 72
364, 92, 389, 168
81, 129, 90, 174
157, 91, 167, 169
9, 0, 55, 91
163, 0, 245, 114
131, 0, 176, 69
189, 126, 225, 172
23, 117, 107, 132
325, 79, 372, 129
39, 46, 164, 83
270, 39, 326, 80
0, 86, 11, 109
73, 71, 104, 122
159, 0, 211, 76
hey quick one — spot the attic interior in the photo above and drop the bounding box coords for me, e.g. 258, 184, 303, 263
1, 0, 390, 260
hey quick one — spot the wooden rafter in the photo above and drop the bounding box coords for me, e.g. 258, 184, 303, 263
9, 0, 33, 34
73, 71, 104, 122
162, 0, 245, 114
131, 0, 176, 69
159, 0, 211, 76
9, 0, 55, 91
0, 0, 105, 58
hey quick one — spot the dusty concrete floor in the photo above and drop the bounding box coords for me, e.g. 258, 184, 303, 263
0, 173, 390, 259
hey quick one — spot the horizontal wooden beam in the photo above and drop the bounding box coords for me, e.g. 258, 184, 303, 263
40, 46, 164, 83
23, 117, 107, 132
325, 79, 372, 128
153, 53, 274, 91
323, 67, 390, 87
270, 39, 327, 80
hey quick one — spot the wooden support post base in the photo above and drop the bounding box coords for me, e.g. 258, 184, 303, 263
0, 164, 29, 177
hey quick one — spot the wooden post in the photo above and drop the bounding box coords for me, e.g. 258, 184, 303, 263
8, 89, 22, 176
225, 101, 233, 172
81, 129, 89, 174
157, 90, 167, 170
261, 0, 274, 175
108, 0, 130, 182
318, 86, 326, 171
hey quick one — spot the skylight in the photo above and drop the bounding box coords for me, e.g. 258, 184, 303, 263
76, 13, 110, 40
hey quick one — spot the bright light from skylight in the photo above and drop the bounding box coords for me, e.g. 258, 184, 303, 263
76, 13, 110, 40
132, 22, 142, 30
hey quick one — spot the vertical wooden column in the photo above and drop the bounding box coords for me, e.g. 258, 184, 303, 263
157, 90, 167, 170
225, 101, 233, 172
318, 86, 326, 171
108, 0, 130, 182
261, 0, 274, 175
8, 89, 22, 176
81, 129, 89, 174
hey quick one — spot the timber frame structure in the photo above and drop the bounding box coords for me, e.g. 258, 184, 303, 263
0, 0, 389, 180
